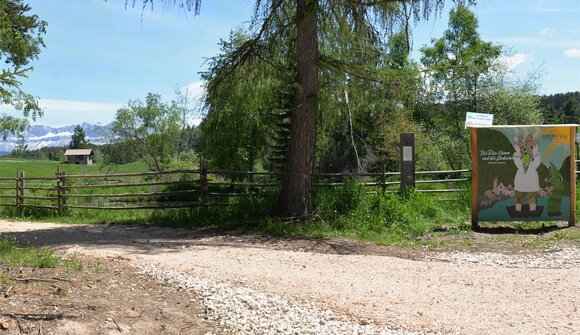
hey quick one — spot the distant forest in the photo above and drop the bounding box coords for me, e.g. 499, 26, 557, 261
540, 91, 580, 124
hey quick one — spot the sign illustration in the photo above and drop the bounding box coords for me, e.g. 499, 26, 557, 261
471, 125, 577, 227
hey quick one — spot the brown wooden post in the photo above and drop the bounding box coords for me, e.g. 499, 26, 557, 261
60, 171, 67, 211
470, 128, 480, 230
400, 133, 415, 193
200, 161, 208, 213
380, 159, 387, 194
56, 166, 62, 215
15, 169, 20, 216
18, 170, 25, 215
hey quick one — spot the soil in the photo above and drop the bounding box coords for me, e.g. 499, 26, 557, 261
0, 220, 578, 335
0, 254, 214, 335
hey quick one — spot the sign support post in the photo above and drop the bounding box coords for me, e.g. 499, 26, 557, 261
400, 133, 415, 193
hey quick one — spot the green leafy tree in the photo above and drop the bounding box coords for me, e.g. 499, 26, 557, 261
201, 29, 289, 173
420, 4, 501, 138
418, 4, 542, 169
98, 141, 135, 165
69, 125, 89, 149
111, 92, 191, 171
133, 0, 453, 216
0, 0, 46, 138
10, 133, 28, 158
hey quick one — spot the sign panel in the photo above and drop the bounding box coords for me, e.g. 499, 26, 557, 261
471, 125, 577, 227
402, 146, 413, 162
465, 112, 494, 128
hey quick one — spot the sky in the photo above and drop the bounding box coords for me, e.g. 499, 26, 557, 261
1, 0, 579, 126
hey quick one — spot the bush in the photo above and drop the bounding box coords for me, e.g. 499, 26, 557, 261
311, 182, 466, 244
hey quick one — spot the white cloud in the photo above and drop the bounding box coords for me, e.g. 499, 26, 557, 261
181, 81, 205, 100
496, 54, 530, 71
1, 99, 123, 126
186, 117, 203, 126
563, 48, 580, 58
540, 27, 554, 37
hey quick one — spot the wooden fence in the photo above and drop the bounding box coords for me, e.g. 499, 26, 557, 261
0, 165, 475, 213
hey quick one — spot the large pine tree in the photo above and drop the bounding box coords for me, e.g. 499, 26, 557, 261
133, 0, 457, 216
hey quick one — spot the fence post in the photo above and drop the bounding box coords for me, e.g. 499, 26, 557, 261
56, 166, 62, 215
15, 169, 20, 216
380, 160, 386, 194
60, 171, 67, 211
200, 161, 208, 213
400, 133, 415, 193
18, 170, 25, 215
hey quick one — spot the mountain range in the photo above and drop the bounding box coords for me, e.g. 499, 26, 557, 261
0, 122, 113, 156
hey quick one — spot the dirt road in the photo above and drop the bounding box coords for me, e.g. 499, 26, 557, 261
0, 220, 578, 335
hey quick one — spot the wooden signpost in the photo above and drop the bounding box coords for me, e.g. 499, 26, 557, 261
400, 133, 415, 191
471, 125, 578, 229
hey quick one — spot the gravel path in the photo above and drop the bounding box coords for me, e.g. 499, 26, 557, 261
1, 221, 578, 335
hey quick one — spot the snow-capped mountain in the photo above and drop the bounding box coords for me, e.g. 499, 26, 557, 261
0, 122, 112, 155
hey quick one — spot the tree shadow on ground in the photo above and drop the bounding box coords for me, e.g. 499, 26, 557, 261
0, 221, 394, 257
472, 223, 569, 235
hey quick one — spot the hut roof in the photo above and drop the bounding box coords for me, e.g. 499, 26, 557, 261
64, 149, 94, 156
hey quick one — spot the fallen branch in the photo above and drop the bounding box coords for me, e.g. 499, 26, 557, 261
111, 316, 122, 332
10, 277, 70, 284
125, 308, 146, 318
15, 318, 23, 335
1, 312, 74, 321
178, 323, 197, 335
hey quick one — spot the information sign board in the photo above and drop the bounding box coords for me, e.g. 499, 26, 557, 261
470, 125, 577, 228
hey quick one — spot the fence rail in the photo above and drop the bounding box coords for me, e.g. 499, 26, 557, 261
0, 165, 476, 213
0, 161, 576, 213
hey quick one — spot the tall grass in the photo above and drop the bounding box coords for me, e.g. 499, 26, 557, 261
256, 179, 470, 245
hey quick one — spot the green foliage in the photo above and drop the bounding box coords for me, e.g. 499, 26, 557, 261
69, 125, 89, 149
540, 91, 580, 124
112, 92, 195, 171
0, 238, 58, 268
308, 182, 468, 244
479, 83, 543, 125
0, 0, 46, 137
316, 29, 420, 173
10, 133, 29, 158
201, 29, 291, 172
98, 141, 136, 165
418, 5, 543, 170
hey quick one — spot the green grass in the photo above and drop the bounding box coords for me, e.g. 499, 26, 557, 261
0, 157, 149, 177
0, 158, 154, 222
0, 238, 58, 268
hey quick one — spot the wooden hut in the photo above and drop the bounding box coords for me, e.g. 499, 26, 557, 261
64, 149, 94, 165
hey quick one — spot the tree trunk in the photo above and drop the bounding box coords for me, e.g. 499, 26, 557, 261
277, 0, 318, 217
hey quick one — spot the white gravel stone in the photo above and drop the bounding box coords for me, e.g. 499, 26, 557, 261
425, 247, 580, 269
138, 264, 432, 335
